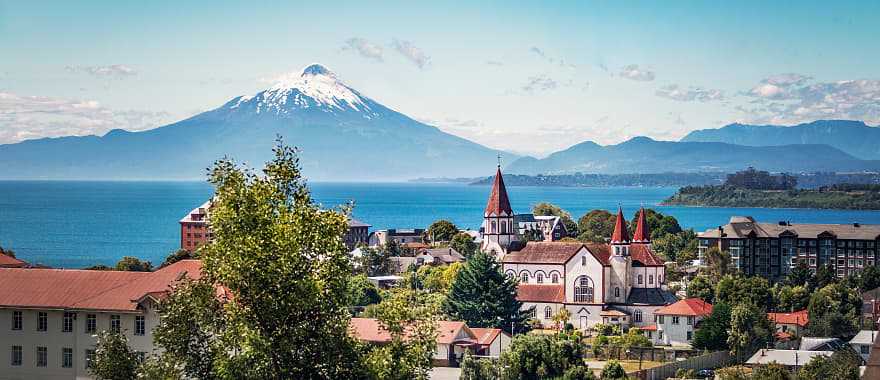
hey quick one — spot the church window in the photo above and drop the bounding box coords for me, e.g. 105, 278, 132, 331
551, 273, 559, 283
649, 275, 654, 285
521, 272, 529, 283
581, 256, 586, 266
505, 270, 516, 278
634, 310, 642, 322
638, 275, 643, 284
501, 220, 507, 234
491, 221, 497, 233
544, 306, 552, 319
574, 276, 594, 303
536, 273, 544, 284
615, 287, 620, 298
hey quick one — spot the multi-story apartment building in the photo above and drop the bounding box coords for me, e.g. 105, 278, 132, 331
698, 216, 880, 281
0, 260, 201, 380
180, 200, 370, 250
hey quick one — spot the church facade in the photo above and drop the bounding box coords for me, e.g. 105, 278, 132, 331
480, 167, 677, 330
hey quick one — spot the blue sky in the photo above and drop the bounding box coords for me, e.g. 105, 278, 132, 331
2, 1, 879, 155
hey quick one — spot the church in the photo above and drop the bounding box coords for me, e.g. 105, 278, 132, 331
480, 166, 677, 330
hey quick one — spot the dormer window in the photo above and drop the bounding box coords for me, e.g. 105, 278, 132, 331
581, 256, 587, 266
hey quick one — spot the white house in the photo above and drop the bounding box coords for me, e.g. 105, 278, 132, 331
0, 260, 203, 380
482, 167, 677, 331
649, 298, 713, 347
850, 330, 878, 362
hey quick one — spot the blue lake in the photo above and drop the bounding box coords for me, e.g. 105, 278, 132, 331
2, 181, 880, 268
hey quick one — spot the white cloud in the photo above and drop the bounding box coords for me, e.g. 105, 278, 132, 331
0, 92, 171, 144
741, 75, 880, 125
342, 38, 384, 62
521, 75, 558, 93
391, 39, 430, 69
619, 64, 655, 81
656, 84, 724, 102
65, 64, 137, 78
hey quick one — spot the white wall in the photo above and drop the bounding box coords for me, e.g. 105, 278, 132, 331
502, 263, 564, 285
655, 314, 702, 346
564, 247, 605, 304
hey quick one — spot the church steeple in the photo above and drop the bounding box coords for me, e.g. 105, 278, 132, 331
632, 207, 651, 243
610, 206, 630, 245
481, 165, 517, 257
484, 166, 513, 217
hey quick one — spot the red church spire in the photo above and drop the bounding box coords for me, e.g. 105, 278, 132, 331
484, 166, 513, 216
633, 207, 651, 243
610, 206, 630, 244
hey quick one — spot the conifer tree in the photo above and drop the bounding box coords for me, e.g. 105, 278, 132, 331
442, 250, 532, 333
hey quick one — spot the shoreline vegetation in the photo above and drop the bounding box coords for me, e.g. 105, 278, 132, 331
661, 184, 880, 210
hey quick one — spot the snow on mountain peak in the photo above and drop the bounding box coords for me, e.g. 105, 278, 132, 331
231, 63, 373, 115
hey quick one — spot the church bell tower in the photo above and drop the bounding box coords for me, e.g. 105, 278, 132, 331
481, 165, 517, 258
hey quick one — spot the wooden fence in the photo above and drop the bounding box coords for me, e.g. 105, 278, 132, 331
630, 351, 734, 380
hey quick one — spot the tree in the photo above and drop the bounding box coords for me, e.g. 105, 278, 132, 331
855, 265, 880, 292
786, 261, 814, 288
533, 202, 578, 237
359, 245, 394, 276
450, 232, 479, 258
363, 289, 437, 380
687, 274, 716, 303
495, 334, 586, 379
715, 275, 772, 311
692, 302, 732, 351
460, 352, 500, 380
160, 248, 194, 268
772, 284, 810, 312
600, 360, 626, 380
416, 263, 462, 293
703, 247, 731, 278
796, 347, 860, 380
348, 274, 382, 307
807, 282, 861, 338
552, 308, 573, 330
424, 219, 459, 244
813, 264, 837, 290
577, 210, 615, 243
85, 265, 113, 271
114, 256, 153, 272
727, 302, 773, 360
443, 251, 532, 334
153, 141, 365, 378
751, 363, 792, 380
628, 208, 682, 240
90, 331, 140, 380
652, 230, 698, 263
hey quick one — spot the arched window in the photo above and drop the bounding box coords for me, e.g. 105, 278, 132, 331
638, 275, 643, 284
634, 310, 643, 323
521, 272, 529, 283
491, 220, 497, 233
649, 275, 654, 285
501, 220, 507, 234
551, 273, 559, 284
574, 276, 594, 303
536, 273, 544, 284
615, 287, 620, 297
544, 306, 552, 319
505, 270, 516, 279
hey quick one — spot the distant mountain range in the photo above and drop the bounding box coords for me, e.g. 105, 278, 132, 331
0, 64, 510, 181
681, 120, 880, 160
505, 136, 880, 175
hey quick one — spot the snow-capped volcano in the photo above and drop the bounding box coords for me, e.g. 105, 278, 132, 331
228, 64, 375, 116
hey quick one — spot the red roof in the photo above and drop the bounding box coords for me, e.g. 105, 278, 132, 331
516, 284, 565, 303
632, 208, 651, 243
0, 260, 202, 312
610, 207, 630, 244
470, 328, 504, 346
503, 242, 585, 264
584, 243, 664, 267
775, 331, 794, 341
768, 310, 809, 327
350, 318, 473, 345
637, 324, 657, 331
0, 254, 27, 268
654, 298, 713, 316
484, 167, 513, 216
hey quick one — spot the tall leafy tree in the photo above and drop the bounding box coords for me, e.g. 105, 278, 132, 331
577, 209, 615, 243
715, 275, 772, 311
424, 219, 459, 243
442, 251, 532, 334
687, 274, 716, 303
772, 284, 811, 312
363, 289, 437, 380
727, 302, 773, 361
533, 202, 578, 237
692, 302, 732, 351
786, 261, 814, 288
627, 208, 682, 240
813, 264, 837, 290
807, 282, 861, 338
450, 232, 479, 258
703, 247, 732, 278
90, 331, 140, 380
115, 256, 153, 272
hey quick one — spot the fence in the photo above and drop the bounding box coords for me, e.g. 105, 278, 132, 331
631, 351, 734, 380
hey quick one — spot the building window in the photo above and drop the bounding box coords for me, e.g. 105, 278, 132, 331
551, 273, 559, 284
491, 221, 497, 233
86, 314, 97, 333
581, 256, 587, 266
110, 315, 121, 333
63, 312, 75, 332
12, 311, 22, 330
687, 316, 694, 325
62, 348, 73, 368
638, 275, 643, 284
574, 276, 595, 303
687, 331, 693, 341
658, 331, 664, 340
656, 315, 665, 324
862, 345, 871, 355
521, 273, 529, 283
135, 316, 145, 336
634, 310, 642, 322
544, 306, 552, 319
85, 349, 96, 369
38, 311, 48, 331
500, 220, 507, 234
672, 316, 680, 325
614, 287, 620, 298
11, 345, 22, 366
36, 346, 47, 367
649, 275, 654, 285
658, 274, 662, 283
536, 273, 544, 284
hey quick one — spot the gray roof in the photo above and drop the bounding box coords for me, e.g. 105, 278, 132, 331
699, 216, 880, 240
514, 214, 537, 223
746, 349, 832, 366
850, 330, 879, 346
348, 218, 371, 228
800, 337, 846, 351
423, 248, 465, 263
625, 288, 679, 306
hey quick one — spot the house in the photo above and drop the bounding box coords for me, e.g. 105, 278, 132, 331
0, 260, 202, 379
0, 254, 27, 268
420, 247, 465, 265
345, 218, 371, 249
651, 298, 713, 346
768, 310, 809, 340
799, 337, 846, 351
862, 287, 880, 323
483, 167, 677, 331
849, 330, 878, 362
746, 349, 832, 370
515, 214, 568, 241
349, 318, 506, 366
369, 229, 425, 247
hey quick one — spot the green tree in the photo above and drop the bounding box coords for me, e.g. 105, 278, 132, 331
772, 284, 810, 312
752, 362, 792, 380
563, 366, 597, 380
442, 251, 532, 334
450, 232, 479, 258
692, 302, 732, 351
652, 230, 698, 263
348, 274, 382, 307
496, 334, 586, 379
786, 261, 814, 288
577, 210, 615, 243
90, 331, 140, 380
813, 264, 837, 290
727, 302, 773, 361
460, 352, 500, 380
160, 248, 194, 268
533, 202, 578, 237
153, 141, 365, 379
359, 245, 394, 276
687, 274, 716, 303
796, 348, 861, 380
628, 208, 682, 240
600, 360, 626, 380
807, 282, 861, 338
363, 289, 437, 380
416, 262, 462, 293
855, 265, 880, 292
114, 256, 153, 272
704, 247, 732, 278
715, 275, 772, 311
424, 219, 459, 244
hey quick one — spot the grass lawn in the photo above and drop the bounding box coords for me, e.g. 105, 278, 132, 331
584, 359, 664, 373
